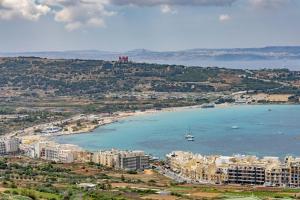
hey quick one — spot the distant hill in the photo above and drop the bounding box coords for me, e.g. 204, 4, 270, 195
1, 46, 300, 70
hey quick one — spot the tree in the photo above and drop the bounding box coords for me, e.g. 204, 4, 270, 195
121, 174, 125, 182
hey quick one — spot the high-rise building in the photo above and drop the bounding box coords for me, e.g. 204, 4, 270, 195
0, 141, 6, 155
32, 141, 79, 163
93, 150, 119, 168
0, 137, 20, 155
5, 137, 20, 153
93, 149, 150, 171
227, 164, 266, 185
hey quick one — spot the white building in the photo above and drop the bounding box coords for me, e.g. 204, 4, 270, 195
93, 149, 150, 171
5, 137, 20, 153
0, 137, 20, 155
41, 126, 62, 134
32, 141, 79, 163
59, 150, 74, 163
0, 141, 6, 155
118, 150, 150, 171
93, 150, 119, 168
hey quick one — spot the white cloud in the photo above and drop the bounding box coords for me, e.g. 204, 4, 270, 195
219, 14, 231, 22
0, 0, 238, 30
65, 21, 82, 31
87, 18, 105, 27
0, 0, 294, 31
110, 0, 238, 7
0, 0, 50, 20
249, 0, 290, 9
160, 4, 177, 14
46, 0, 237, 29
46, 0, 114, 30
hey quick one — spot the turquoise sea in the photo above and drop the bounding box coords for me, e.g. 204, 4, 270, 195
54, 105, 300, 158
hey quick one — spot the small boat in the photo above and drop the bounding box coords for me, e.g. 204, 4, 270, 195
185, 128, 195, 141
231, 125, 239, 129
201, 103, 215, 109
268, 109, 272, 111
277, 131, 284, 135
185, 134, 194, 139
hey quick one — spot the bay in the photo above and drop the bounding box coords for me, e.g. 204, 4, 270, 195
54, 105, 300, 158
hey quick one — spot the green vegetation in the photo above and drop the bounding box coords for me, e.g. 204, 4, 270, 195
236, 78, 282, 91
1, 157, 300, 199
1, 57, 300, 135
2, 57, 300, 199
1, 57, 299, 98
6, 189, 61, 200
0, 110, 70, 135
223, 190, 294, 199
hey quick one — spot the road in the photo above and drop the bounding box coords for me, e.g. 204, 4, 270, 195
154, 165, 208, 184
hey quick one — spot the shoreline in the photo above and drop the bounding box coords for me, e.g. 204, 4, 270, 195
12, 102, 300, 146
48, 103, 292, 140
14, 103, 231, 145
50, 102, 300, 141
79, 103, 233, 132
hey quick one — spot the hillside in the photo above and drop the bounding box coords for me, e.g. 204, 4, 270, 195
0, 57, 300, 136
1, 57, 299, 100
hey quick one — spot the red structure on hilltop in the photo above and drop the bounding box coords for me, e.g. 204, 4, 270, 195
118, 56, 129, 63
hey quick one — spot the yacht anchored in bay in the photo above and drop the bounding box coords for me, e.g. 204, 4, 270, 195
185, 129, 195, 141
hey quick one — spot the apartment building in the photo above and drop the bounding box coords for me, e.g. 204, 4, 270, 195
74, 151, 93, 163
0, 137, 20, 155
286, 157, 300, 188
93, 149, 150, 171
166, 151, 229, 184
58, 150, 74, 163
227, 164, 266, 185
118, 150, 150, 171
93, 150, 119, 168
32, 142, 81, 163
265, 164, 290, 187
5, 137, 20, 153
0, 141, 6, 155
166, 151, 300, 187
44, 146, 59, 162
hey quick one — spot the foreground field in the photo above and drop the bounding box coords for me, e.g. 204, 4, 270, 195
1, 157, 300, 200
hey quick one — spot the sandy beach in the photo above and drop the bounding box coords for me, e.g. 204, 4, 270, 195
10, 103, 232, 145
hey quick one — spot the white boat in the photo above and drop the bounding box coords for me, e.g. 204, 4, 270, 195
231, 125, 239, 129
185, 134, 194, 139
185, 129, 195, 141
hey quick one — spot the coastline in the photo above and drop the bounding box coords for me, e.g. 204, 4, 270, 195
48, 102, 299, 139
15, 103, 231, 145
13, 102, 299, 146
51, 103, 300, 159
75, 102, 232, 134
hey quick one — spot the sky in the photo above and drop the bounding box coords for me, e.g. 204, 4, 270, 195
0, 0, 300, 52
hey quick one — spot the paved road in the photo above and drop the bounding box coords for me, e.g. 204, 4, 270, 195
154, 165, 215, 185
155, 166, 194, 183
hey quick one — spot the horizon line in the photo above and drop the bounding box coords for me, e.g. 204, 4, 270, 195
1, 45, 300, 54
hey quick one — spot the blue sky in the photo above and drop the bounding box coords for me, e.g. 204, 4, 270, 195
0, 0, 299, 52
